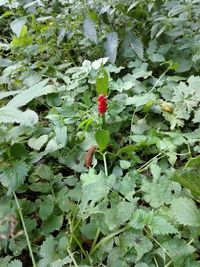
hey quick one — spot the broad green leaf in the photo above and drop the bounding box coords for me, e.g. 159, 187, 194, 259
119, 160, 131, 170
8, 260, 22, 267
130, 34, 144, 60
40, 235, 55, 261
7, 79, 55, 108
28, 135, 48, 151
0, 90, 22, 100
171, 168, 200, 196
39, 195, 55, 221
149, 216, 178, 235
141, 177, 181, 208
0, 162, 30, 195
10, 18, 26, 37
41, 215, 63, 235
171, 198, 200, 226
104, 32, 118, 64
80, 169, 109, 210
83, 17, 98, 44
0, 107, 38, 125
162, 239, 195, 259
130, 209, 177, 235
95, 129, 110, 151
96, 67, 108, 95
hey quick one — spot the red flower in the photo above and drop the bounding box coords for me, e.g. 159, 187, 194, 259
98, 94, 107, 115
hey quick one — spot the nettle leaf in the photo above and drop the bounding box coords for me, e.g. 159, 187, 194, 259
119, 229, 153, 262
41, 214, 63, 235
162, 239, 195, 260
171, 168, 200, 196
171, 198, 200, 227
104, 32, 118, 64
95, 129, 110, 151
8, 260, 22, 267
39, 195, 55, 221
149, 216, 178, 235
141, 177, 181, 208
39, 235, 55, 262
0, 107, 38, 125
28, 135, 48, 151
80, 169, 110, 211
83, 17, 98, 44
7, 79, 55, 108
96, 67, 109, 95
130, 209, 178, 235
0, 162, 30, 195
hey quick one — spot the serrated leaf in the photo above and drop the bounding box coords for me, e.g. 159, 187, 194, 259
80, 169, 109, 211
95, 129, 110, 151
39, 195, 55, 221
171, 198, 200, 226
83, 17, 98, 44
7, 79, 55, 108
40, 235, 55, 260
96, 67, 109, 95
0, 162, 30, 195
171, 168, 200, 196
149, 216, 178, 235
162, 239, 195, 259
0, 107, 38, 125
41, 215, 63, 235
104, 32, 118, 64
8, 259, 22, 267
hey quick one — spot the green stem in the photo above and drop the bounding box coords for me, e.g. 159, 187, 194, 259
13, 192, 37, 267
67, 249, 79, 267
89, 225, 130, 256
103, 152, 108, 176
90, 228, 100, 252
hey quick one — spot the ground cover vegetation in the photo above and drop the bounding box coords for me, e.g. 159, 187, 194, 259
0, 0, 200, 266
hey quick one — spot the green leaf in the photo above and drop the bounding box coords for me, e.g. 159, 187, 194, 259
119, 160, 131, 170
28, 135, 48, 151
104, 32, 118, 64
0, 107, 38, 125
10, 18, 26, 37
162, 239, 195, 260
171, 168, 200, 196
7, 79, 55, 108
130, 33, 144, 60
130, 209, 178, 235
8, 260, 22, 267
171, 198, 200, 227
96, 68, 108, 95
83, 17, 98, 44
95, 129, 110, 152
41, 215, 63, 235
0, 162, 30, 195
39, 195, 55, 221
40, 235, 55, 261
149, 216, 178, 235
80, 169, 109, 211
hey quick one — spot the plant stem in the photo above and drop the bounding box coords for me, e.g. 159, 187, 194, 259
103, 152, 108, 176
90, 228, 100, 252
13, 192, 37, 267
89, 225, 130, 256
67, 249, 79, 267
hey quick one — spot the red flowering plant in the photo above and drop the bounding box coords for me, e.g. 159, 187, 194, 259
97, 94, 107, 115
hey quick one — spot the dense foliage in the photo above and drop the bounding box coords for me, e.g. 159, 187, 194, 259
0, 0, 200, 266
